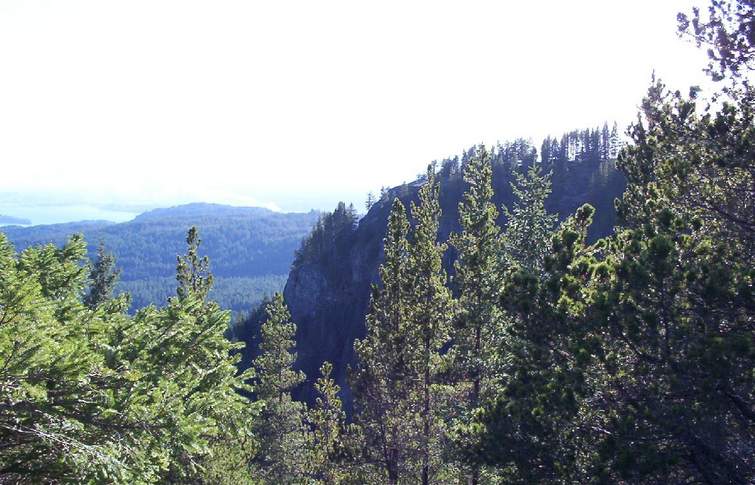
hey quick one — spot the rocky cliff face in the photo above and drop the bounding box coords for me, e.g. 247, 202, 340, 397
283, 190, 396, 405
280, 157, 626, 404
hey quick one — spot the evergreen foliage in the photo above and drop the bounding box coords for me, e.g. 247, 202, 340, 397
3, 203, 319, 313
458, 2, 754, 483
351, 198, 419, 484
407, 165, 455, 485
0, 230, 257, 483
448, 145, 504, 484
176, 226, 214, 302
253, 294, 306, 401
501, 164, 559, 273
293, 201, 357, 272
84, 240, 121, 309
465, 205, 598, 482
347, 3, 752, 482
250, 293, 310, 482
0, 1, 751, 482
677, 0, 754, 81
306, 361, 353, 484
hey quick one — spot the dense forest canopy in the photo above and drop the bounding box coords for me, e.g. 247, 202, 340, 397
2, 203, 319, 313
0, 0, 752, 483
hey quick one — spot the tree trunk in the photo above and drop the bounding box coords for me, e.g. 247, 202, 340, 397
387, 447, 399, 485
469, 324, 482, 485
421, 340, 431, 485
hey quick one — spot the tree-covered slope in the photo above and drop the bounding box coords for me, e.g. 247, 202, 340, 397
237, 129, 627, 404
1, 203, 320, 312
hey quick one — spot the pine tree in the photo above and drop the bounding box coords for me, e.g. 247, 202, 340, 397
449, 145, 503, 485
0, 231, 257, 483
84, 240, 121, 309
609, 121, 621, 158
677, 0, 754, 82
601, 122, 611, 160
501, 164, 558, 274
306, 361, 350, 484
587, 19, 754, 476
464, 204, 597, 483
590, 127, 601, 162
352, 198, 419, 485
176, 226, 213, 302
408, 164, 454, 485
251, 293, 309, 482
293, 202, 357, 270
365, 191, 376, 212
161, 228, 257, 483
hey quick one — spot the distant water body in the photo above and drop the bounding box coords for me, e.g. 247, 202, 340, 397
0, 203, 138, 226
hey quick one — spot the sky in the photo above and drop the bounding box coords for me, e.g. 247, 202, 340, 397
0, 0, 710, 217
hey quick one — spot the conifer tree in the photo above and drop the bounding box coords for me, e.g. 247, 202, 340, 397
463, 3, 754, 481
0, 231, 258, 483
585, 12, 754, 476
162, 228, 258, 483
176, 226, 213, 302
352, 198, 419, 485
501, 164, 558, 274
365, 191, 376, 212
250, 293, 309, 483
601, 122, 611, 160
464, 205, 598, 483
307, 361, 350, 484
609, 121, 621, 158
449, 145, 503, 485
408, 164, 454, 485
84, 241, 121, 309
677, 0, 754, 82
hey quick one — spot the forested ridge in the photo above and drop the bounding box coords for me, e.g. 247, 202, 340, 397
0, 1, 752, 483
251, 124, 626, 408
2, 203, 319, 313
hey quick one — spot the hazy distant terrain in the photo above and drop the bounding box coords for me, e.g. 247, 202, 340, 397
0, 214, 31, 225
1, 203, 320, 313
0, 199, 140, 225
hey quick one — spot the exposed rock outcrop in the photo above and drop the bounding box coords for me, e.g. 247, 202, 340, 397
279, 155, 625, 405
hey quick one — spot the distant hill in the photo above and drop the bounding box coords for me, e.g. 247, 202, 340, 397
1, 203, 320, 313
0, 214, 31, 225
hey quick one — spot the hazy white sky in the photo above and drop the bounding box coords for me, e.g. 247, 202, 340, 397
0, 0, 709, 212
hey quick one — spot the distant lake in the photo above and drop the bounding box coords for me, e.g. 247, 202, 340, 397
0, 203, 138, 226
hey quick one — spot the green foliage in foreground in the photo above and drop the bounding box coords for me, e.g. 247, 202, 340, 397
0, 1, 750, 483
244, 2, 752, 482
0, 229, 258, 483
